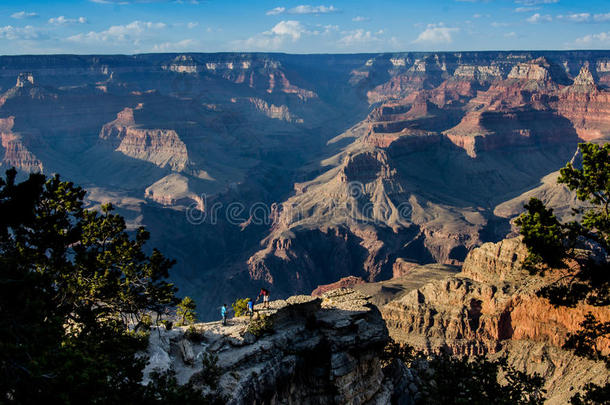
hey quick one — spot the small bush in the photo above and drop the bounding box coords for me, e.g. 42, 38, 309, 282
160, 319, 173, 330
191, 352, 221, 390
177, 296, 197, 326
232, 298, 251, 317
136, 314, 152, 331
184, 325, 204, 343
247, 314, 273, 337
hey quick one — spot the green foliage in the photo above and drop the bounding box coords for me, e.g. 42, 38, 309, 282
514, 198, 566, 272
247, 314, 273, 337
138, 314, 153, 331
515, 143, 610, 403
569, 382, 610, 405
516, 142, 609, 305
563, 313, 610, 366
146, 367, 225, 404
381, 340, 416, 367
177, 296, 197, 325
190, 352, 221, 390
0, 168, 213, 403
558, 143, 610, 247
385, 342, 546, 405
232, 298, 251, 317
160, 319, 173, 331
185, 325, 205, 343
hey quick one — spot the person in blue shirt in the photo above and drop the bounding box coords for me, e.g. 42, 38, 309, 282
221, 304, 227, 326
247, 299, 254, 318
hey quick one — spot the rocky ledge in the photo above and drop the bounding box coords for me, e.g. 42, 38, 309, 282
381, 237, 610, 404
143, 290, 397, 404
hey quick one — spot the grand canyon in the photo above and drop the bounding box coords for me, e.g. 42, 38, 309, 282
2, 51, 608, 316
2, 51, 610, 403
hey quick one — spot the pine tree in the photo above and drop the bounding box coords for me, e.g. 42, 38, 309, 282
0, 168, 217, 403
177, 296, 197, 325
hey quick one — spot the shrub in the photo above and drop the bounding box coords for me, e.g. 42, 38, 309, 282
246, 314, 273, 337
191, 352, 221, 390
177, 296, 197, 326
184, 325, 204, 343
137, 314, 153, 331
232, 298, 251, 317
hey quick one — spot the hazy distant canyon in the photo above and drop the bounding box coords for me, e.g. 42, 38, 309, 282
1, 51, 609, 318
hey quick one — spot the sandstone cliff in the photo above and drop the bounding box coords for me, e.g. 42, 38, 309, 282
381, 237, 610, 404
142, 290, 400, 404
2, 52, 610, 320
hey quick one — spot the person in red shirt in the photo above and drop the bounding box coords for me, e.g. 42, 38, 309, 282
256, 288, 270, 309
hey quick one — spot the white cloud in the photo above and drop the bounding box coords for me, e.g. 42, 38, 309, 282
515, 7, 540, 13
339, 29, 382, 46
67, 21, 166, 43
526, 13, 552, 23
90, 0, 129, 4
266, 5, 339, 15
573, 31, 610, 47
0, 25, 43, 40
557, 13, 590, 23
11, 11, 38, 19
187, 22, 199, 29
152, 39, 197, 51
237, 20, 310, 50
594, 13, 610, 22
515, 0, 558, 5
504, 32, 517, 38
266, 7, 286, 16
491, 22, 510, 27
413, 23, 459, 44
352, 16, 370, 22
317, 24, 339, 34
557, 12, 610, 23
49, 16, 88, 25
292, 5, 338, 14
268, 20, 307, 40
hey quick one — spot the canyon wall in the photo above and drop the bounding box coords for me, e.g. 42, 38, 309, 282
1, 51, 609, 318
143, 290, 402, 404
380, 237, 610, 404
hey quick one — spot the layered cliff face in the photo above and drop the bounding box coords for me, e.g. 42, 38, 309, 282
245, 52, 610, 312
143, 290, 397, 405
1, 52, 610, 319
99, 107, 189, 172
0, 116, 42, 173
380, 237, 610, 404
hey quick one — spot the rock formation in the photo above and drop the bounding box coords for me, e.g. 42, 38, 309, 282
99, 107, 189, 172
380, 237, 610, 404
143, 290, 399, 404
0, 116, 42, 173
1, 52, 609, 318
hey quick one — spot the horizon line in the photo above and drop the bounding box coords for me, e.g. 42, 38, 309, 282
1, 49, 609, 58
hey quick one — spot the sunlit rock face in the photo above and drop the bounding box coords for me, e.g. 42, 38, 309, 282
380, 237, 610, 405
1, 51, 609, 320
142, 290, 401, 405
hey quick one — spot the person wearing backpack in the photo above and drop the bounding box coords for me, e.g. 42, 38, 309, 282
247, 299, 254, 318
256, 288, 270, 309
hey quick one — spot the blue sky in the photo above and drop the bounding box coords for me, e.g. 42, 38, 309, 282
0, 0, 608, 54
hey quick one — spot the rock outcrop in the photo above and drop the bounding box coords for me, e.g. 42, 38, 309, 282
1, 52, 609, 319
0, 116, 42, 173
381, 237, 610, 404
143, 290, 399, 404
99, 107, 189, 172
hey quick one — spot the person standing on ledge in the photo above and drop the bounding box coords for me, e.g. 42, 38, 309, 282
256, 288, 270, 309
221, 303, 227, 326
247, 299, 254, 318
